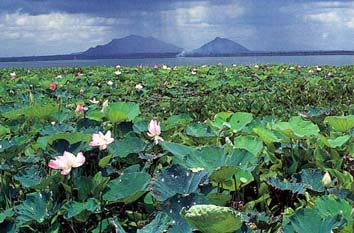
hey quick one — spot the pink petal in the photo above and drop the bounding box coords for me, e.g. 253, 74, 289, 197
61, 168, 71, 175
48, 161, 62, 169
73, 152, 85, 168
99, 144, 107, 151
105, 131, 111, 139
89, 141, 98, 146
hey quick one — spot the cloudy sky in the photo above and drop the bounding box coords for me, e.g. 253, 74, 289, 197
0, 0, 353, 57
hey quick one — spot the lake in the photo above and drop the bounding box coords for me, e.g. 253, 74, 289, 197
0, 55, 353, 68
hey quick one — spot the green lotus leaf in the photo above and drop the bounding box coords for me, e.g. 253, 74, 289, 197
2, 105, 59, 120
220, 169, 254, 190
211, 112, 233, 129
0, 124, 10, 137
74, 172, 110, 201
184, 146, 257, 174
166, 114, 193, 126
206, 193, 232, 206
229, 112, 253, 132
38, 132, 91, 147
160, 141, 194, 163
186, 123, 216, 137
253, 127, 280, 144
151, 164, 208, 201
320, 135, 351, 148
234, 135, 263, 156
105, 102, 140, 123
0, 136, 28, 154
40, 123, 75, 136
14, 165, 45, 188
274, 116, 320, 138
14, 192, 52, 226
209, 166, 239, 183
86, 110, 105, 122
292, 169, 325, 192
0, 209, 14, 223
325, 115, 354, 132
315, 196, 353, 222
180, 204, 243, 233
108, 137, 145, 158
103, 172, 151, 203
162, 194, 207, 233
62, 198, 100, 219
285, 208, 347, 233
266, 177, 309, 194
137, 212, 172, 233
99, 154, 113, 168
92, 217, 126, 233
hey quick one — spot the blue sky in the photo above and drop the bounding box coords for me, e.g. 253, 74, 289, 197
0, 0, 353, 57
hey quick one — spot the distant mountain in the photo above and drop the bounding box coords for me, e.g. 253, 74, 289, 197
81, 35, 183, 56
180, 37, 250, 56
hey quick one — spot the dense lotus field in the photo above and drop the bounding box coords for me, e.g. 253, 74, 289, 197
0, 64, 353, 232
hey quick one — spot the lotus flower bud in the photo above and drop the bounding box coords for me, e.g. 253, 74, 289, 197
135, 83, 143, 90
49, 82, 57, 91
10, 72, 16, 80
147, 120, 164, 144
101, 99, 109, 112
322, 172, 332, 187
75, 104, 84, 114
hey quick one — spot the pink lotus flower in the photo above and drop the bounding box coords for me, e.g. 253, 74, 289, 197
153, 64, 159, 69
147, 120, 164, 144
76, 71, 83, 77
89, 131, 114, 150
50, 82, 57, 91
48, 151, 85, 175
75, 104, 84, 114
10, 72, 16, 80
135, 83, 143, 90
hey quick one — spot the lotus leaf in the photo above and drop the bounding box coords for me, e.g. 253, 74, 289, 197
103, 172, 151, 203
180, 204, 243, 233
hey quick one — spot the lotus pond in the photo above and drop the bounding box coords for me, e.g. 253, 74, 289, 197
0, 64, 353, 232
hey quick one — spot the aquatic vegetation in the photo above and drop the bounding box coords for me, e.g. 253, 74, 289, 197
0, 65, 353, 232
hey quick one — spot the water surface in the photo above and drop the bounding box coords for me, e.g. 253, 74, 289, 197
0, 55, 353, 68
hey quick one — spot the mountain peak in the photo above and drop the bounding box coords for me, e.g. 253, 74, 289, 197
185, 37, 250, 56
82, 35, 183, 56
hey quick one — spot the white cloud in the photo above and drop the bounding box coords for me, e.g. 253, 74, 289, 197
167, 2, 246, 27
0, 12, 128, 56
0, 12, 125, 41
306, 12, 342, 23
155, 1, 253, 49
